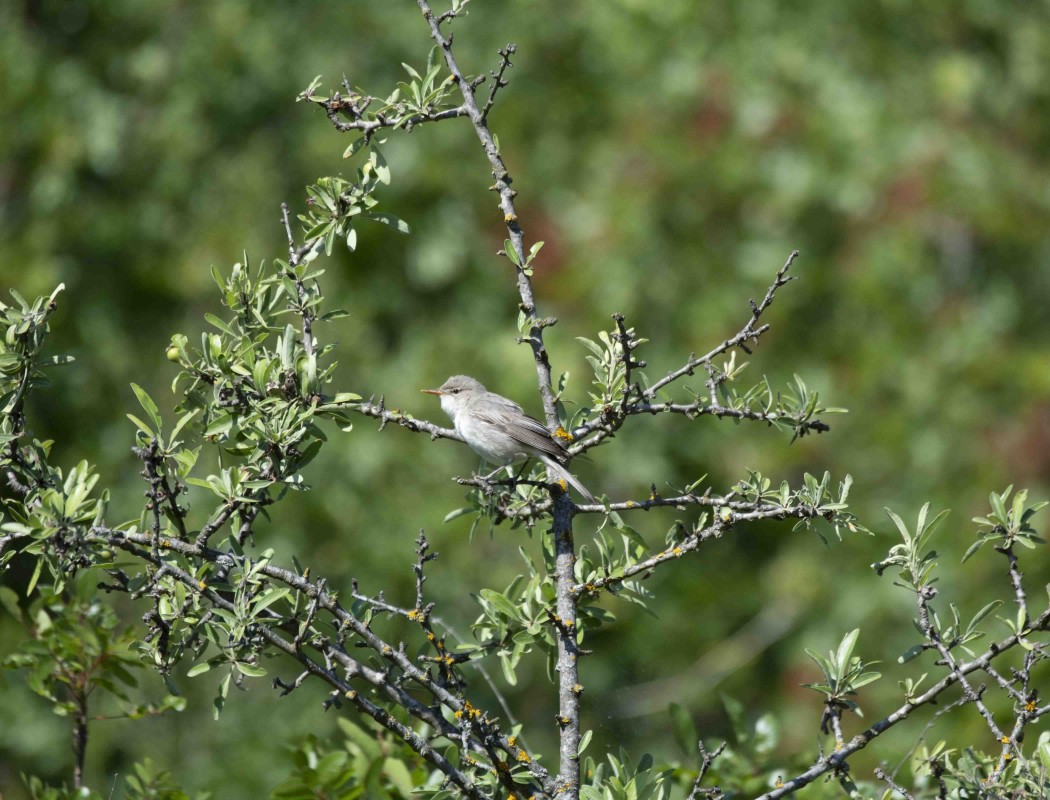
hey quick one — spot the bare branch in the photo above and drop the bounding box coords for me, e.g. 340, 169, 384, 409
341, 397, 461, 441
874, 766, 916, 800
417, 0, 558, 426
480, 44, 516, 122
643, 251, 798, 400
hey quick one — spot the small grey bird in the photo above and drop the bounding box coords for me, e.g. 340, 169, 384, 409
422, 375, 595, 502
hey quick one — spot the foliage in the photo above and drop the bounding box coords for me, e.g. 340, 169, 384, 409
3, 1, 1050, 800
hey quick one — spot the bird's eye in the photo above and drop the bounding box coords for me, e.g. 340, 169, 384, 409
451, 388, 460, 394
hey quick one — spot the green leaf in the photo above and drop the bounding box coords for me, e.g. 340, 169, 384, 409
968, 600, 1002, 631
577, 729, 593, 757
898, 644, 924, 664
252, 588, 290, 614
130, 383, 163, 432
990, 489, 1008, 522
170, 408, 200, 443
922, 508, 951, 538
26, 556, 44, 597
851, 671, 881, 689
203, 413, 234, 439
213, 672, 230, 720
383, 758, 415, 796
916, 502, 929, 535
365, 212, 410, 234
443, 507, 474, 523
504, 239, 521, 266
204, 313, 237, 336
500, 653, 517, 686
961, 536, 990, 563
126, 413, 155, 438
479, 588, 521, 621
371, 148, 391, 185
884, 508, 911, 544
343, 137, 367, 159
835, 628, 860, 672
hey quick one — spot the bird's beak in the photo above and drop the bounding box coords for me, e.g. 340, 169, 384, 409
421, 388, 443, 395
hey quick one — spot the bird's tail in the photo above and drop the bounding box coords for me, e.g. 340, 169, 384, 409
538, 455, 596, 503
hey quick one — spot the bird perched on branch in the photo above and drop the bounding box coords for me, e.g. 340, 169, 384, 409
422, 375, 595, 502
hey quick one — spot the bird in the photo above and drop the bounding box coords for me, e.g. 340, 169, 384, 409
422, 375, 596, 502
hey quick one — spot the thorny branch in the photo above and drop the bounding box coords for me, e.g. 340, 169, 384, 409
686, 740, 726, 800
406, 6, 586, 796
281, 202, 316, 362
307, 80, 468, 141
96, 525, 556, 798
414, 3, 559, 426
755, 602, 1050, 799
480, 44, 516, 122
645, 251, 797, 399
874, 766, 917, 800
339, 397, 461, 442
11, 6, 1047, 800
103, 531, 498, 800
572, 504, 831, 598
570, 251, 804, 455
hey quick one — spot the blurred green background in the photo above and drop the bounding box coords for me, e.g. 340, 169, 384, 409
3, 0, 1050, 796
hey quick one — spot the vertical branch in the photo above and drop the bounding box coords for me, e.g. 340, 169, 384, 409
551, 492, 581, 798
72, 690, 88, 790
416, 1, 558, 427
405, 14, 585, 790
281, 202, 316, 361
686, 740, 726, 799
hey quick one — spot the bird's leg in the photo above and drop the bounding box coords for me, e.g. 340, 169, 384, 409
490, 460, 531, 486
479, 463, 508, 483
474, 461, 531, 492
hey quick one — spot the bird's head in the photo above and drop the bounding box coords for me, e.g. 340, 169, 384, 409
421, 375, 486, 419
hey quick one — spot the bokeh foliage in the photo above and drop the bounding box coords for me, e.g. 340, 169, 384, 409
2, 0, 1050, 797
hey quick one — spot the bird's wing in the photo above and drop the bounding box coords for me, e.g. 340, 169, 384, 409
484, 393, 526, 415
474, 401, 567, 462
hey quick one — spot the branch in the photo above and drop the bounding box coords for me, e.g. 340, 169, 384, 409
339, 397, 461, 441
753, 602, 1050, 799
644, 251, 798, 399
914, 584, 1005, 741
874, 767, 916, 800
108, 532, 490, 798
551, 493, 582, 797
686, 740, 726, 799
571, 504, 827, 597
312, 94, 468, 138
417, 0, 559, 426
480, 44, 516, 122
95, 526, 556, 797
567, 253, 802, 455
570, 400, 829, 456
